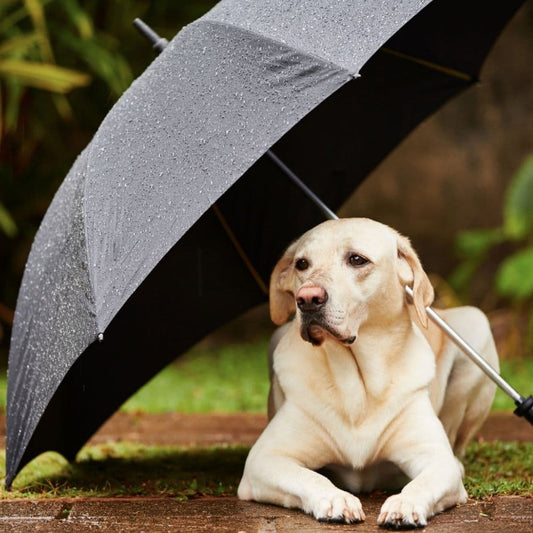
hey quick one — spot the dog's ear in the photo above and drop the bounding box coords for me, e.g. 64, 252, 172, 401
269, 242, 298, 326
396, 235, 434, 328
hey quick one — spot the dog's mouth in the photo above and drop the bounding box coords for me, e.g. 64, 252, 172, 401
300, 317, 356, 347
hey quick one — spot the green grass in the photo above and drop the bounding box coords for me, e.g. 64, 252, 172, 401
0, 441, 530, 500
464, 441, 533, 498
120, 340, 270, 413
0, 443, 248, 499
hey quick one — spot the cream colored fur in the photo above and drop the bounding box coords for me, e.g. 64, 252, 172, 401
238, 218, 498, 528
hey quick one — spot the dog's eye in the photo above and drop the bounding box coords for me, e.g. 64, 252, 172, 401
295, 258, 309, 271
348, 254, 369, 267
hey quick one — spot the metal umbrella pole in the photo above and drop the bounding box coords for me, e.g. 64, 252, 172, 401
135, 19, 533, 425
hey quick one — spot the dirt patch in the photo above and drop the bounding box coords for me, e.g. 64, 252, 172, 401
0, 411, 531, 450
88, 412, 268, 447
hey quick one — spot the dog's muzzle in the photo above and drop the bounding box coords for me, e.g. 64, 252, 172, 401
299, 313, 356, 347
296, 285, 356, 346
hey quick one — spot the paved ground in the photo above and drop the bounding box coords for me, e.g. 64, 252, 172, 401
0, 494, 531, 532
1, 413, 531, 532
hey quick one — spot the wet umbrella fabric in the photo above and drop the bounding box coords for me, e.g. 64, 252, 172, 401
6, 0, 525, 486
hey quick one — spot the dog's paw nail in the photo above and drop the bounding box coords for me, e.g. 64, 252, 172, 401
378, 496, 427, 529
314, 492, 364, 524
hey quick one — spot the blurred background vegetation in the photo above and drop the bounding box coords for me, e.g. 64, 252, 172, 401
0, 0, 532, 372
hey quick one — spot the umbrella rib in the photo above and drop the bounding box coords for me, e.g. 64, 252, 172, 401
211, 203, 269, 296
381, 47, 476, 82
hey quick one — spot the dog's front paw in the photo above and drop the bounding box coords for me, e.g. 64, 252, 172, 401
377, 495, 427, 529
310, 490, 365, 523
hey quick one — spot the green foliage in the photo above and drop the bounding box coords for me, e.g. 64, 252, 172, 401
503, 156, 533, 240
0, 201, 17, 236
497, 246, 533, 300
0, 0, 117, 133
492, 358, 533, 411
450, 156, 533, 351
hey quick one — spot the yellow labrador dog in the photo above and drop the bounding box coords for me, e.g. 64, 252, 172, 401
238, 218, 498, 529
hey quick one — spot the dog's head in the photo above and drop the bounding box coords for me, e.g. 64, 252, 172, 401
270, 218, 434, 346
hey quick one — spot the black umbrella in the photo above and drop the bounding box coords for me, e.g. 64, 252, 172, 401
6, 0, 528, 488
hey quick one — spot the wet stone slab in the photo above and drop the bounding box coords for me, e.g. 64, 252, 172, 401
0, 496, 531, 532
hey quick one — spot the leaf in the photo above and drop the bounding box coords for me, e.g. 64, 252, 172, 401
0, 59, 91, 93
4, 79, 23, 132
454, 227, 503, 259
0, 84, 3, 143
0, 33, 40, 57
496, 246, 533, 300
24, 0, 55, 62
0, 201, 17, 238
503, 155, 533, 240
56, 30, 132, 96
60, 0, 94, 39
448, 260, 481, 292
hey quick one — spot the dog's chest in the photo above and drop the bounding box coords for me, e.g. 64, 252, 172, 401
277, 342, 393, 423
275, 341, 409, 466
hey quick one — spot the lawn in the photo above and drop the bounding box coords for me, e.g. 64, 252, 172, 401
120, 339, 271, 413
0, 440, 530, 500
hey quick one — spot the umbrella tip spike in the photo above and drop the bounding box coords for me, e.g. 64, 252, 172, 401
97, 333, 104, 342
132, 18, 168, 53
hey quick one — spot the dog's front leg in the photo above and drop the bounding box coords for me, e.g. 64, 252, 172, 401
377, 404, 467, 529
239, 453, 365, 523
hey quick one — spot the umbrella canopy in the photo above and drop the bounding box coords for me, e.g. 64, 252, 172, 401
6, 0, 525, 487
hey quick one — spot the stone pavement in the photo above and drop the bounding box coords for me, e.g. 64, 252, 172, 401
0, 494, 531, 532
0, 413, 531, 532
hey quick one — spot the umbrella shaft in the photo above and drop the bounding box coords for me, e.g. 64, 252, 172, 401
405, 286, 522, 403
270, 149, 522, 404
266, 151, 337, 220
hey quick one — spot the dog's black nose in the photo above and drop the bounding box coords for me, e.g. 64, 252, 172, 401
296, 285, 328, 313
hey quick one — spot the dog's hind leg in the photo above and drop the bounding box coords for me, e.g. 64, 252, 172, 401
436, 307, 499, 456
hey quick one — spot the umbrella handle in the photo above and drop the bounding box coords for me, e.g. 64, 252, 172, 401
514, 395, 533, 425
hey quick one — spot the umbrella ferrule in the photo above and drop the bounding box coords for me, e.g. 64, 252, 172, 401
133, 18, 169, 53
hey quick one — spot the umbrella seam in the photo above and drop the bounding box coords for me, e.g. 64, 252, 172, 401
192, 18, 359, 79
79, 146, 100, 335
